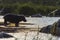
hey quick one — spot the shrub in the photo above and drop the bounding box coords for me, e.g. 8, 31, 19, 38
19, 6, 37, 16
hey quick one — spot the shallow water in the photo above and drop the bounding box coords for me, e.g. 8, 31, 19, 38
0, 17, 60, 28
25, 17, 60, 28
0, 16, 60, 27
0, 16, 60, 40
7, 31, 60, 40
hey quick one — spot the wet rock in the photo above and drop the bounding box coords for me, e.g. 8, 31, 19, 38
39, 25, 52, 34
50, 19, 60, 36
0, 32, 13, 38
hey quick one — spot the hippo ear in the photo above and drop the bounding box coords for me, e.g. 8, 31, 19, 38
22, 16, 25, 19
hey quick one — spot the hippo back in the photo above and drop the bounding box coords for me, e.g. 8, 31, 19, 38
3, 14, 27, 23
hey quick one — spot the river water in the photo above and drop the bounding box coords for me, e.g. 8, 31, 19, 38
0, 16, 60, 40
25, 17, 60, 28
0, 16, 60, 28
0, 16, 60, 27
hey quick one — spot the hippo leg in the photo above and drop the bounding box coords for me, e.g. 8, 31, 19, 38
4, 19, 7, 26
15, 22, 19, 27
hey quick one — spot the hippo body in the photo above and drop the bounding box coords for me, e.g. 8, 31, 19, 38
3, 14, 27, 27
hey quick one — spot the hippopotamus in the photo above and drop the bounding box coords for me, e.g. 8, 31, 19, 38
3, 14, 27, 27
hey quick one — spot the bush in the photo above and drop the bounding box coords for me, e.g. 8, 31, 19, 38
19, 6, 37, 16
0, 2, 60, 16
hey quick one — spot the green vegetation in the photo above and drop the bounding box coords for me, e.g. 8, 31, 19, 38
0, 0, 60, 16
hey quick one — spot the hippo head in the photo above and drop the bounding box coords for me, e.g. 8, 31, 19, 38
23, 17, 27, 22
20, 16, 27, 22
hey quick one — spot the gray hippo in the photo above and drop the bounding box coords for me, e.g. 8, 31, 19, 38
3, 14, 27, 27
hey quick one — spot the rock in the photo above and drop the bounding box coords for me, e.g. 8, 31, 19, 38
50, 19, 60, 36
0, 32, 13, 38
31, 14, 42, 17
39, 25, 52, 34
